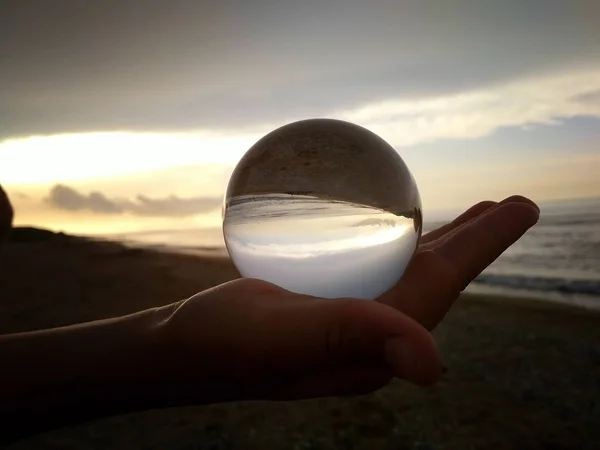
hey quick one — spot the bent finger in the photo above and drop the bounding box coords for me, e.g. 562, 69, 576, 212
420, 200, 496, 244
436, 201, 539, 287
380, 201, 539, 330
421, 195, 538, 246
260, 296, 442, 382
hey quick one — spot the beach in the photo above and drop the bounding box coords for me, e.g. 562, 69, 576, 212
1, 233, 600, 449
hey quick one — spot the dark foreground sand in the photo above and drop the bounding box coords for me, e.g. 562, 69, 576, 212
1, 233, 599, 449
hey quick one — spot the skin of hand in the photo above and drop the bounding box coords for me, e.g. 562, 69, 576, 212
0, 187, 539, 440
161, 195, 540, 401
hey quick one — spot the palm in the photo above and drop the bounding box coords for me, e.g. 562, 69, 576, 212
377, 196, 539, 330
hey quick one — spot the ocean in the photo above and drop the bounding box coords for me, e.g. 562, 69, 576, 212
105, 197, 600, 310
455, 197, 600, 310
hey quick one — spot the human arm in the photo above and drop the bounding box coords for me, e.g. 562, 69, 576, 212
0, 189, 539, 441
0, 281, 441, 442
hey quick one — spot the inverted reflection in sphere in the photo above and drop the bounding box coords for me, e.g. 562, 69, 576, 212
223, 118, 422, 300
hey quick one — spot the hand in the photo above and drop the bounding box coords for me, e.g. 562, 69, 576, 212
0, 190, 539, 440
379, 195, 540, 329
161, 196, 539, 403
161, 279, 442, 404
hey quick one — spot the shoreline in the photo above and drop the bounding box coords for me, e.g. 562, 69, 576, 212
11, 225, 600, 315
460, 289, 600, 317
118, 239, 600, 314
2, 231, 600, 448
12, 225, 599, 313
465, 284, 600, 313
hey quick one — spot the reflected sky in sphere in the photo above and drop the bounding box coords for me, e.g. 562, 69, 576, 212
222, 118, 422, 300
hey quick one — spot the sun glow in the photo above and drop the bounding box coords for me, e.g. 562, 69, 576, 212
0, 131, 260, 185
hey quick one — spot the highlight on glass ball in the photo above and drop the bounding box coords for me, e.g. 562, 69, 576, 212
222, 118, 422, 300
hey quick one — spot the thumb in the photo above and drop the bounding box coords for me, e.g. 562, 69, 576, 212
262, 296, 443, 387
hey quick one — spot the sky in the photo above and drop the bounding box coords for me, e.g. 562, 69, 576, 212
1, 0, 600, 238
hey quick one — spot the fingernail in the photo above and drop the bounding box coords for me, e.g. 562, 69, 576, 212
502, 195, 541, 213
384, 337, 421, 384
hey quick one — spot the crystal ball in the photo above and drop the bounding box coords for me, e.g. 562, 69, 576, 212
222, 118, 422, 300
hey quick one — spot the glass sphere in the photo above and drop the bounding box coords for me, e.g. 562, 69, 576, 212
222, 118, 422, 300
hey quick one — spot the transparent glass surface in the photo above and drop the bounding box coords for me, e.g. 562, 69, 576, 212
223, 119, 422, 299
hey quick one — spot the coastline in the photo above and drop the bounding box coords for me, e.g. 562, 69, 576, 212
112, 235, 600, 313
2, 231, 600, 448
3, 227, 599, 332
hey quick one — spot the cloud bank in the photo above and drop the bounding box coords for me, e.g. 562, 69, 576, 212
46, 185, 222, 217
1, 0, 599, 139
340, 69, 600, 148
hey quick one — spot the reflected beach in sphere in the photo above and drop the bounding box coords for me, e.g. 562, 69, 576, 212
223, 119, 422, 300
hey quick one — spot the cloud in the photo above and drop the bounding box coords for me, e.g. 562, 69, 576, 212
2, 68, 600, 188
337, 69, 600, 148
1, 0, 599, 139
47, 185, 123, 214
574, 89, 600, 105
129, 195, 222, 217
46, 184, 222, 217
12, 191, 30, 200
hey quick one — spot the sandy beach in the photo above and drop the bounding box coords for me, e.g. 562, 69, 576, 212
1, 231, 599, 449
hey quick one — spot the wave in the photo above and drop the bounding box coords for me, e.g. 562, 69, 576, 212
473, 273, 600, 297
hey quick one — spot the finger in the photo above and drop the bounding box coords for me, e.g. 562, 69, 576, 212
420, 200, 496, 244
268, 367, 392, 400
259, 297, 442, 385
380, 201, 539, 330
378, 250, 464, 330
436, 201, 539, 287
421, 195, 539, 246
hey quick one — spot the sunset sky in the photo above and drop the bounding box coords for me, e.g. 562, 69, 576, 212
2, 0, 600, 238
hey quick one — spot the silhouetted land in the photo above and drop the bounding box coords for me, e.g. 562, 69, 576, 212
1, 230, 599, 449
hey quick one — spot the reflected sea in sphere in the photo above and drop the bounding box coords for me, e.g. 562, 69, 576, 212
223, 118, 422, 299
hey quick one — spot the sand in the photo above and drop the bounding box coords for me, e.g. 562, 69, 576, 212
1, 233, 600, 449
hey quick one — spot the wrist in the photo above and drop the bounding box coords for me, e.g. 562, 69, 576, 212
156, 296, 267, 405
98, 302, 183, 407
0, 302, 183, 442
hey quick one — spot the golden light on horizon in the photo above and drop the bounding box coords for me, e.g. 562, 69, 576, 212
0, 131, 260, 186
9, 189, 224, 236
2, 112, 600, 239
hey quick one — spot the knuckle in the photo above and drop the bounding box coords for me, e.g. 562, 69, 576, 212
502, 194, 530, 204
473, 200, 496, 211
